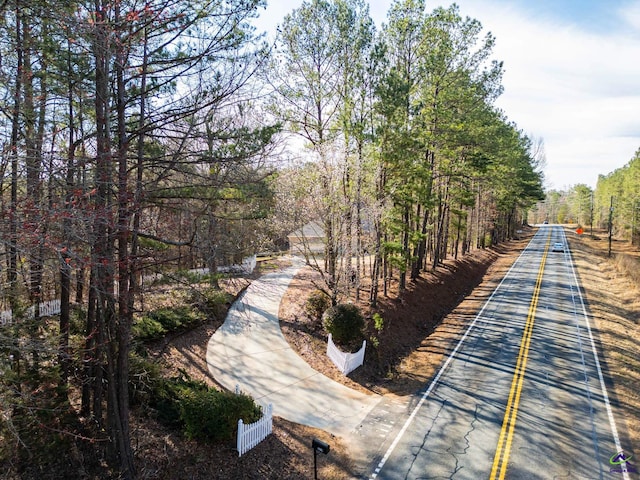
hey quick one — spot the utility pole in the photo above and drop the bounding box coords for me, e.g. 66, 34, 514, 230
632, 200, 636, 247
590, 191, 593, 238
608, 195, 614, 257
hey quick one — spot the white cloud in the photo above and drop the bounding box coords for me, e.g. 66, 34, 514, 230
256, 0, 640, 189
619, 0, 640, 30
456, 0, 640, 188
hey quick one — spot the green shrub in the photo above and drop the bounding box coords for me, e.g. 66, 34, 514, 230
179, 389, 261, 442
139, 236, 169, 252
192, 287, 232, 318
132, 315, 165, 341
372, 312, 384, 333
128, 353, 164, 407
304, 290, 331, 320
322, 303, 365, 345
142, 372, 261, 442
132, 306, 206, 341
151, 375, 209, 428
153, 269, 224, 286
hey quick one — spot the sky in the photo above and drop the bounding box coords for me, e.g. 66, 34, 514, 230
252, 0, 640, 190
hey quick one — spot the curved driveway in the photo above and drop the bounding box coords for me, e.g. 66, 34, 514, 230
206, 260, 381, 439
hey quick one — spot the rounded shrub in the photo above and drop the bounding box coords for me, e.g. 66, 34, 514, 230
151, 376, 208, 428
322, 303, 365, 345
179, 389, 262, 442
304, 290, 331, 320
145, 373, 262, 442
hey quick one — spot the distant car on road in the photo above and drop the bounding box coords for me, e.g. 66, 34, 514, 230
551, 242, 564, 252
543, 220, 549, 224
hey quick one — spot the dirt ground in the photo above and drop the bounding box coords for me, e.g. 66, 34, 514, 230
141, 226, 639, 479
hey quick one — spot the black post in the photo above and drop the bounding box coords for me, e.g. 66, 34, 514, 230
314, 448, 318, 480
311, 438, 330, 480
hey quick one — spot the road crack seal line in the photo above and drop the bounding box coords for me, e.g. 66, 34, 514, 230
461, 404, 479, 457
444, 404, 479, 480
403, 400, 447, 480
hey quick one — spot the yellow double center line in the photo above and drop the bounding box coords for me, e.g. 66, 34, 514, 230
490, 236, 550, 479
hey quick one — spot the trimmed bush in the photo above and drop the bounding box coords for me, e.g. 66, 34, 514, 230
142, 372, 262, 442
304, 290, 331, 320
322, 303, 365, 345
180, 389, 262, 442
151, 375, 208, 428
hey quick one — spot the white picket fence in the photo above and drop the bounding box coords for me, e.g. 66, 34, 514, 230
190, 255, 257, 277
217, 255, 257, 274
0, 310, 12, 325
1, 299, 62, 325
237, 403, 273, 457
327, 333, 366, 375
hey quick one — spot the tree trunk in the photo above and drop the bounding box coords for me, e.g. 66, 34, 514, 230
59, 37, 79, 392
7, 0, 22, 317
433, 188, 444, 269
92, 1, 135, 475
114, 3, 135, 473
411, 149, 435, 278
399, 205, 409, 291
21, 8, 45, 370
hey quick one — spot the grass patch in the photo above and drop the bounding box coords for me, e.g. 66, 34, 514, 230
615, 253, 640, 285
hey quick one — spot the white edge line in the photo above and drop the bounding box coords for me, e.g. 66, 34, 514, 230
369, 230, 542, 479
563, 228, 631, 480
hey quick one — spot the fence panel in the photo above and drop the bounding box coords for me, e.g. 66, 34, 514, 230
237, 403, 273, 456
0, 299, 62, 325
217, 255, 257, 275
39, 299, 61, 317
327, 333, 366, 375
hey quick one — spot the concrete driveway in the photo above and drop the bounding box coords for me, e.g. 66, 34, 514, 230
206, 261, 381, 439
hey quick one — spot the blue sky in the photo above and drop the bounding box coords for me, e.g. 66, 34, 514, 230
501, 0, 629, 30
254, 1, 640, 190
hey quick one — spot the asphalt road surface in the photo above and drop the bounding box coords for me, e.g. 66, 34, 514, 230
355, 225, 633, 480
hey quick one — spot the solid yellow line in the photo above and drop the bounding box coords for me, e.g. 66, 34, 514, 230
490, 235, 550, 479
499, 279, 541, 479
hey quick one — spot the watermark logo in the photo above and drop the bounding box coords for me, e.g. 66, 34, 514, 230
610, 451, 638, 474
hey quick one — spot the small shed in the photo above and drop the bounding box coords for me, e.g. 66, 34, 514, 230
287, 221, 325, 254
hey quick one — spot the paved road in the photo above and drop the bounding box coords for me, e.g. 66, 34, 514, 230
206, 259, 381, 439
354, 226, 633, 479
